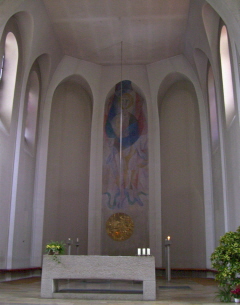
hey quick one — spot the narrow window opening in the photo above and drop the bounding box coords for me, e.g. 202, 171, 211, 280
24, 69, 40, 155
0, 32, 19, 131
0, 55, 5, 81
207, 65, 219, 151
220, 25, 235, 126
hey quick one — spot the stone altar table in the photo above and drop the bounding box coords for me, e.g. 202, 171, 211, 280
41, 255, 156, 300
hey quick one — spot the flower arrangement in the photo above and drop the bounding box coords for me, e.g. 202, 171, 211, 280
231, 288, 240, 299
45, 240, 65, 263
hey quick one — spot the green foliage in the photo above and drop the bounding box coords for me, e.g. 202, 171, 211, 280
211, 226, 240, 302
45, 240, 66, 263
215, 286, 232, 303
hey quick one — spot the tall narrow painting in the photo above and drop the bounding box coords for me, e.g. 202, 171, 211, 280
102, 80, 149, 255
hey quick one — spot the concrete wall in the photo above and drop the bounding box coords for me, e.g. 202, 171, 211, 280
0, 0, 239, 270
186, 0, 240, 237
0, 0, 62, 269
160, 80, 205, 268
43, 79, 92, 255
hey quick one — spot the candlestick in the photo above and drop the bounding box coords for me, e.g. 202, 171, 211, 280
164, 236, 171, 281
76, 238, 80, 255
67, 238, 72, 255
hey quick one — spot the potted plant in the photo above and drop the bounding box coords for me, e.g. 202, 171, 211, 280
231, 288, 240, 303
211, 226, 240, 302
45, 240, 65, 263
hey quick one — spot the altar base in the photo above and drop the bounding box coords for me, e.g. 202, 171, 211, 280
41, 255, 156, 301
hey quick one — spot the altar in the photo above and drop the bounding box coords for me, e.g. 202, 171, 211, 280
41, 255, 156, 300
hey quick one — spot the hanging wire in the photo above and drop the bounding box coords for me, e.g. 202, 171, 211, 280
119, 41, 123, 206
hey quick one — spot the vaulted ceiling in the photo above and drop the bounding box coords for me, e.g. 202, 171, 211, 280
42, 0, 190, 65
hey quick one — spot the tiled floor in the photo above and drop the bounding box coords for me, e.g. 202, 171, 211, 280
0, 276, 225, 305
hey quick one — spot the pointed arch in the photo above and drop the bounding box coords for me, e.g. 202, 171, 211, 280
43, 75, 92, 255
158, 74, 206, 268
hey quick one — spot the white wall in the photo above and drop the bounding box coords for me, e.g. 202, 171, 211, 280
186, 0, 240, 236
43, 79, 92, 254
0, 0, 62, 269
0, 0, 239, 271
160, 80, 205, 268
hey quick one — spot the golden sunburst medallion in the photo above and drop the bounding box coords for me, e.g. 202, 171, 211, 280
106, 213, 134, 241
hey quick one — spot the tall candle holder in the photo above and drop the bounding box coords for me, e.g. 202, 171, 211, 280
75, 238, 80, 255
164, 236, 171, 281
67, 238, 72, 255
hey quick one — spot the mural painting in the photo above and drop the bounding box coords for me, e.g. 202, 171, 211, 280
102, 80, 149, 254
103, 80, 148, 210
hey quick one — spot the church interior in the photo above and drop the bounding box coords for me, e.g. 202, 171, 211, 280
0, 0, 239, 300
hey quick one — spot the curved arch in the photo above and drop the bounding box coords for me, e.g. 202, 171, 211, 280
35, 53, 51, 85
43, 76, 92, 254
12, 11, 34, 47
59, 74, 93, 103
0, 11, 33, 269
31, 56, 96, 263
157, 72, 191, 107
0, 11, 33, 133
158, 77, 206, 268
193, 47, 226, 244
0, 10, 34, 64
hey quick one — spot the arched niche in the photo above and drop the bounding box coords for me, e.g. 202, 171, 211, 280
43, 75, 93, 254
101, 80, 149, 256
0, 12, 26, 269
0, 10, 33, 133
158, 74, 206, 268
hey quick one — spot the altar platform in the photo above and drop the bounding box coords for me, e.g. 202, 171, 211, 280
0, 276, 220, 305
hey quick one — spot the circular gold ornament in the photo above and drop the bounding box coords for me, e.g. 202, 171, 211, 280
106, 213, 134, 241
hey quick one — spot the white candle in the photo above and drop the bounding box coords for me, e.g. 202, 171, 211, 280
138, 248, 141, 255
147, 248, 150, 255
142, 248, 146, 255
77, 238, 79, 242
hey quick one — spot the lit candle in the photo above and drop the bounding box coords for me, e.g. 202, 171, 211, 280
138, 248, 141, 256
147, 248, 150, 255
165, 236, 171, 246
142, 248, 146, 255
